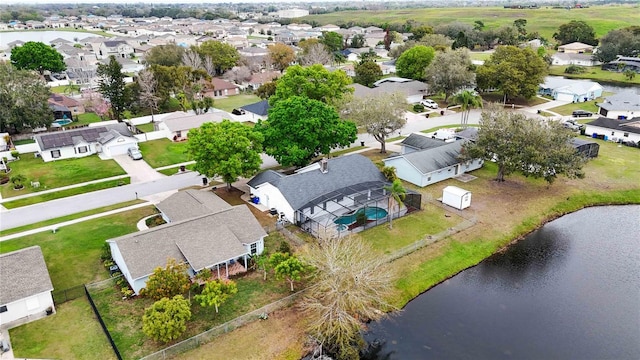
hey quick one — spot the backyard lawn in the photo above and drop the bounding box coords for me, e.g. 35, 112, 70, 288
137, 138, 191, 168
0, 155, 126, 199
549, 65, 640, 85
135, 122, 155, 133
9, 298, 116, 360
213, 94, 261, 113
74, 112, 103, 126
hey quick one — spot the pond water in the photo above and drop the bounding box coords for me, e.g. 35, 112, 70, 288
0, 31, 102, 49
548, 75, 640, 95
364, 205, 640, 360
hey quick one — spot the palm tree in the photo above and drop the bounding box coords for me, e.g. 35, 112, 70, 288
384, 179, 406, 229
452, 90, 483, 128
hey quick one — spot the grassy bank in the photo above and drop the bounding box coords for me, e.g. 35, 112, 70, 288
549, 65, 640, 85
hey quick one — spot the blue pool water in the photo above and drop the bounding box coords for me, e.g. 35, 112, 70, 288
54, 119, 72, 126
334, 207, 388, 226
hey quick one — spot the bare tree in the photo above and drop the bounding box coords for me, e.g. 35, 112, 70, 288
223, 66, 252, 85
241, 55, 266, 73
202, 55, 216, 77
137, 69, 160, 122
299, 43, 333, 66
300, 235, 396, 360
182, 49, 203, 70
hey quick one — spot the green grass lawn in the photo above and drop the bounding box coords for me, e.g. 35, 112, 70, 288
0, 206, 157, 290
213, 94, 261, 113
74, 112, 103, 126
302, 5, 640, 41
547, 97, 605, 115
137, 138, 191, 168
549, 65, 640, 85
469, 52, 492, 61
0, 155, 125, 199
12, 138, 35, 146
2, 178, 130, 209
135, 122, 155, 133
157, 163, 196, 176
9, 298, 117, 360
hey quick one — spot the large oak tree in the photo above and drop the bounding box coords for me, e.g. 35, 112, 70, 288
425, 48, 475, 102
10, 41, 66, 75
256, 96, 357, 168
0, 63, 52, 133
268, 64, 353, 106
395, 45, 435, 80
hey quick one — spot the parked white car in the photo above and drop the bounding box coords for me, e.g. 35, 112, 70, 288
127, 147, 143, 160
420, 99, 439, 109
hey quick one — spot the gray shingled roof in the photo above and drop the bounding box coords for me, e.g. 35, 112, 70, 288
35, 123, 133, 150
598, 90, 640, 112
401, 133, 448, 150
241, 100, 270, 116
0, 246, 53, 305
156, 190, 232, 222
247, 170, 284, 188
161, 111, 231, 132
248, 154, 387, 211
586, 117, 640, 135
387, 141, 465, 174
109, 205, 266, 280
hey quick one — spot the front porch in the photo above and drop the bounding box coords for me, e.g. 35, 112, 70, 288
194, 259, 248, 285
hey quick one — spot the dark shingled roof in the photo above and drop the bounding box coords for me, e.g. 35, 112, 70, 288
109, 205, 266, 280
400, 133, 448, 151
0, 246, 53, 305
35, 123, 133, 150
156, 190, 232, 223
241, 100, 270, 117
248, 154, 387, 211
586, 117, 640, 135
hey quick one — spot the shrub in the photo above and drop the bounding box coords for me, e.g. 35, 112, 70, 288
278, 240, 292, 254
413, 104, 425, 112
564, 65, 587, 74
10, 150, 19, 159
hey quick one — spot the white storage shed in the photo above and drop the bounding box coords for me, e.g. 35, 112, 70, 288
442, 186, 471, 210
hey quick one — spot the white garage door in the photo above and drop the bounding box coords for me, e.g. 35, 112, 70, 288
556, 93, 574, 102
106, 142, 135, 157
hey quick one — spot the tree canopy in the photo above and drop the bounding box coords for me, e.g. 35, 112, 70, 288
97, 55, 129, 120
187, 120, 264, 189
10, 41, 66, 74
353, 61, 383, 88
461, 104, 586, 183
140, 258, 191, 301
256, 96, 357, 168
267, 43, 295, 71
144, 44, 185, 67
269, 252, 308, 292
142, 295, 191, 343
320, 31, 344, 53
451, 90, 483, 128
594, 26, 640, 63
343, 92, 407, 153
196, 40, 240, 75
553, 20, 598, 46
395, 45, 436, 80
425, 48, 475, 102
194, 279, 238, 313
476, 46, 547, 101
0, 63, 52, 133
268, 64, 353, 106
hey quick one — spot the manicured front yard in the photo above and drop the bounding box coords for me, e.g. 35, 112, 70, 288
137, 138, 191, 168
213, 94, 261, 113
0, 155, 126, 199
548, 97, 604, 116
9, 298, 116, 360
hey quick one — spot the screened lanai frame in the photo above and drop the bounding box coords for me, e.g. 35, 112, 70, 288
295, 181, 421, 237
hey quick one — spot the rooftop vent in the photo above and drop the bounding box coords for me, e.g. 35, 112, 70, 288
319, 157, 328, 174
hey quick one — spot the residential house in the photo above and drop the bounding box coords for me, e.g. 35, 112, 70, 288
0, 246, 55, 327
97, 40, 134, 59
383, 133, 484, 187
34, 123, 138, 162
245, 70, 279, 90
50, 104, 73, 121
597, 90, 640, 119
601, 56, 640, 73
158, 110, 235, 141
240, 100, 270, 122
584, 117, 640, 143
551, 52, 600, 67
248, 154, 420, 237
557, 42, 594, 54
318, 24, 340, 32
539, 77, 603, 102
108, 190, 267, 295
49, 94, 85, 115
206, 78, 240, 97
351, 77, 428, 103
50, 38, 73, 48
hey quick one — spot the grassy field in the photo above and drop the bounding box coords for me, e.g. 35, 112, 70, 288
213, 94, 261, 113
136, 122, 155, 133
9, 298, 117, 360
74, 112, 103, 125
549, 65, 640, 85
2, 178, 130, 209
0, 155, 125, 198
137, 138, 191, 168
302, 5, 640, 40
0, 206, 157, 290
548, 99, 602, 116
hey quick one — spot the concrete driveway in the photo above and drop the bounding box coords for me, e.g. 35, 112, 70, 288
113, 155, 164, 184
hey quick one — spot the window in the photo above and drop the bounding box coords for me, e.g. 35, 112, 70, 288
623, 133, 629, 138
51, 150, 61, 158
0, 305, 7, 313
78, 146, 88, 153
611, 132, 615, 136
250, 243, 257, 255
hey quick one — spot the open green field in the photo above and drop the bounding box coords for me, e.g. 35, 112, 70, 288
303, 5, 639, 40
137, 138, 191, 168
549, 65, 640, 85
0, 155, 125, 198
1, 27, 113, 37
213, 94, 261, 113
9, 298, 116, 360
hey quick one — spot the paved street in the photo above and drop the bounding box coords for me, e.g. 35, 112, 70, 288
0, 172, 203, 231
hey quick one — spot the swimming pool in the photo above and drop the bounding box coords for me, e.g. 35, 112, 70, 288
53, 119, 72, 126
333, 206, 388, 226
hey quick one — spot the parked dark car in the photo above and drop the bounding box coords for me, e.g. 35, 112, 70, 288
572, 110, 593, 117
231, 108, 245, 115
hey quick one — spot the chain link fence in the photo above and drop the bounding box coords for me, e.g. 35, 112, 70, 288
52, 284, 86, 305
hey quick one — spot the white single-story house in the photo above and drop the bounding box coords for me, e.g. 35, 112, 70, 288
157, 110, 235, 141
551, 52, 600, 67
597, 90, 640, 120
442, 186, 471, 210
584, 117, 640, 143
383, 133, 484, 187
351, 77, 428, 104
0, 246, 55, 327
108, 190, 266, 295
34, 123, 138, 162
247, 154, 421, 237
539, 77, 603, 103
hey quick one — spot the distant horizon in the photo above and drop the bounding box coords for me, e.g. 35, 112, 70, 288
4, 0, 356, 4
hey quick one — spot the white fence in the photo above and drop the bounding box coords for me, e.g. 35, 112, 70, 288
134, 131, 168, 142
